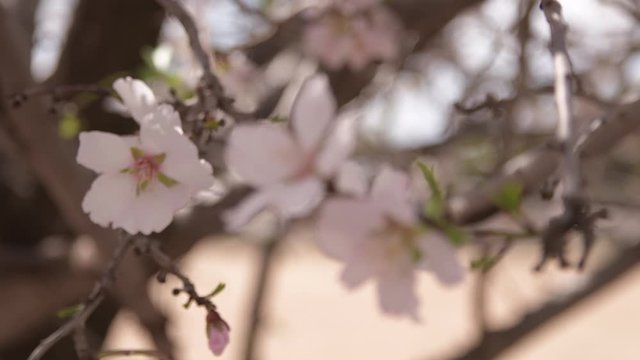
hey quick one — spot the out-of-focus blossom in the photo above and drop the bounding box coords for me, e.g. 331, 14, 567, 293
224, 75, 356, 230
77, 78, 215, 235
214, 51, 262, 110
334, 0, 380, 14
316, 166, 464, 320
303, 7, 401, 71
206, 309, 230, 356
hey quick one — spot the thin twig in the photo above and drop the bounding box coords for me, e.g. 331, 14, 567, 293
243, 234, 282, 360
451, 242, 640, 360
133, 236, 218, 311
97, 349, 172, 360
27, 234, 135, 360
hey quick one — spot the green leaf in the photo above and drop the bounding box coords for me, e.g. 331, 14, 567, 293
269, 115, 288, 123
130, 147, 145, 160
416, 161, 445, 220
443, 224, 468, 246
56, 304, 82, 319
470, 256, 496, 271
493, 182, 523, 212
152, 153, 166, 164
157, 172, 179, 188
58, 112, 82, 139
207, 282, 226, 298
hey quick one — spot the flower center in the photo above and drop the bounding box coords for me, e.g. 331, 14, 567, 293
122, 147, 179, 195
376, 218, 423, 264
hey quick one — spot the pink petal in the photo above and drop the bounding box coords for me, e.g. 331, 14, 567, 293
316, 197, 382, 260
81, 173, 136, 229
270, 177, 326, 219
315, 117, 357, 177
340, 252, 375, 289
224, 177, 325, 230
113, 77, 157, 124
371, 166, 416, 224
417, 234, 464, 285
334, 161, 368, 197
376, 270, 420, 321
225, 123, 303, 186
291, 74, 336, 152
208, 326, 230, 356
77, 131, 133, 174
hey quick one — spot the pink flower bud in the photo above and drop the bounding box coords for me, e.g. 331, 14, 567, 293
206, 309, 230, 356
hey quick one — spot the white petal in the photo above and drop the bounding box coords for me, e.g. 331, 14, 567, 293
417, 234, 464, 285
225, 123, 303, 186
140, 104, 183, 132
316, 197, 382, 259
82, 173, 136, 228
113, 77, 157, 124
223, 190, 272, 232
291, 75, 336, 152
371, 166, 416, 224
315, 117, 357, 177
376, 270, 420, 321
77, 131, 133, 174
334, 161, 368, 197
269, 177, 325, 219
117, 183, 190, 235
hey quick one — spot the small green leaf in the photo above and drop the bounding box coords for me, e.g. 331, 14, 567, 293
443, 224, 468, 246
57, 304, 82, 319
417, 161, 444, 219
157, 172, 179, 188
130, 147, 145, 160
152, 153, 166, 164
58, 112, 82, 139
207, 282, 226, 298
493, 182, 523, 212
269, 115, 288, 123
204, 118, 222, 130
137, 179, 150, 194
470, 256, 496, 271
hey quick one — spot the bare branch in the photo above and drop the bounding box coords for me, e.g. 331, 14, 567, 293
451, 242, 640, 360
27, 235, 135, 360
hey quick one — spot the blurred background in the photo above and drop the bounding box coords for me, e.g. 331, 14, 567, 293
1, 0, 640, 359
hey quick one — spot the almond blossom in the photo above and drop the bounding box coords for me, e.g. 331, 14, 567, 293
316, 166, 464, 320
223, 75, 355, 230
77, 78, 214, 235
303, 7, 401, 71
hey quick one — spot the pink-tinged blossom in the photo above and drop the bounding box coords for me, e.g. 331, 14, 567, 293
316, 167, 464, 320
77, 78, 215, 235
206, 309, 230, 356
303, 8, 401, 71
224, 75, 355, 230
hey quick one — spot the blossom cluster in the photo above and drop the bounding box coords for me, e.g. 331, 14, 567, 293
76, 75, 464, 356
303, 0, 402, 71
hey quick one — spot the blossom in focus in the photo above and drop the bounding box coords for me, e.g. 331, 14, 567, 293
303, 7, 401, 71
112, 76, 182, 131
316, 166, 464, 320
77, 78, 215, 235
223, 75, 356, 230
206, 309, 230, 356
